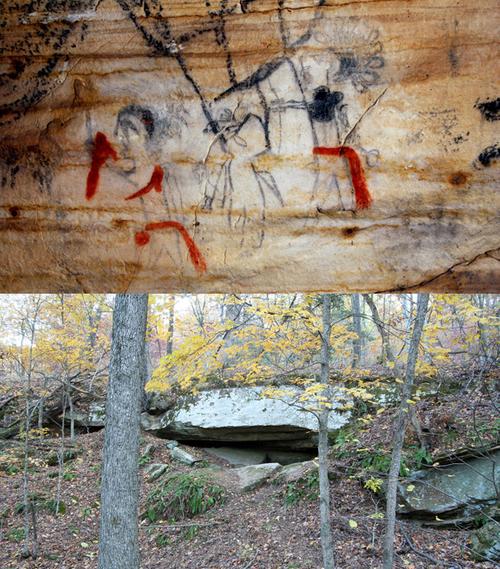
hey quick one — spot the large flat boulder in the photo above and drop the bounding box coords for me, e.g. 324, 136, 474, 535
141, 387, 349, 450
398, 449, 499, 526
234, 463, 282, 492
275, 460, 319, 484
169, 446, 200, 466
144, 463, 169, 482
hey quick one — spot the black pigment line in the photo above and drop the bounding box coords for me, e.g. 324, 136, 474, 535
256, 83, 271, 150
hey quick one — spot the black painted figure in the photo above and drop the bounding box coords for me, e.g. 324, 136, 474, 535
308, 87, 344, 123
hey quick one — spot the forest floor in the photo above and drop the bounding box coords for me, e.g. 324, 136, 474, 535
0, 379, 498, 569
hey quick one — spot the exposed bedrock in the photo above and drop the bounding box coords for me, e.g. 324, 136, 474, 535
397, 448, 500, 528
140, 387, 350, 451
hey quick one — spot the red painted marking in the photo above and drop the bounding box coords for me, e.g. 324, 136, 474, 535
85, 136, 204, 272
313, 146, 373, 209
134, 230, 150, 246
86, 132, 118, 200
125, 165, 164, 200
135, 221, 207, 273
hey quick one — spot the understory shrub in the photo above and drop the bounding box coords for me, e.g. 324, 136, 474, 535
282, 471, 320, 507
14, 492, 66, 515
144, 472, 225, 523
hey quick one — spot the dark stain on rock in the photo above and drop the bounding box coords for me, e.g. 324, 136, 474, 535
453, 132, 469, 145
448, 47, 459, 76
448, 171, 469, 186
475, 98, 500, 122
112, 218, 129, 229
341, 226, 359, 238
1, 143, 58, 193
8, 206, 20, 217
0, 1, 97, 119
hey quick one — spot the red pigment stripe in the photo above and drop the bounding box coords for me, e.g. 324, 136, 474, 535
137, 221, 207, 273
86, 132, 118, 200
313, 146, 373, 209
125, 165, 164, 200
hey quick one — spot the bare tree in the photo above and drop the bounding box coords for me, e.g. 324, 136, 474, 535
98, 294, 149, 569
351, 294, 362, 368
363, 294, 394, 365
20, 295, 44, 559
318, 294, 335, 569
166, 294, 175, 355
383, 293, 429, 569
191, 294, 208, 335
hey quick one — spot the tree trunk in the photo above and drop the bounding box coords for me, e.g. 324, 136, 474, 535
318, 294, 335, 569
21, 297, 42, 560
401, 294, 413, 333
37, 397, 44, 430
88, 303, 103, 351
55, 390, 66, 516
221, 296, 248, 369
98, 294, 148, 569
143, 340, 153, 412
351, 293, 362, 368
382, 293, 429, 569
363, 294, 394, 365
166, 295, 175, 356
67, 388, 75, 442
22, 374, 33, 559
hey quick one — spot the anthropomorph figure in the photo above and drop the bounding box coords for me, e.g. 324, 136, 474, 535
85, 104, 206, 273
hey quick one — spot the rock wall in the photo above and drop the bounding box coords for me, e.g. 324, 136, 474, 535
1, 1, 499, 292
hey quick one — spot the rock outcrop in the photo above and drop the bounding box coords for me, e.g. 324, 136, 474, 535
469, 521, 500, 562
397, 448, 499, 527
66, 402, 106, 428
141, 387, 349, 450
204, 447, 268, 467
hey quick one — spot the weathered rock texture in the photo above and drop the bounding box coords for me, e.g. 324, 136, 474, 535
234, 463, 282, 491
169, 446, 200, 466
397, 449, 499, 527
140, 386, 349, 449
469, 521, 500, 562
0, 1, 499, 292
205, 446, 313, 465
66, 402, 106, 428
275, 460, 319, 484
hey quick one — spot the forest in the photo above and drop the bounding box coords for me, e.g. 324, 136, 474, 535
0, 293, 498, 569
